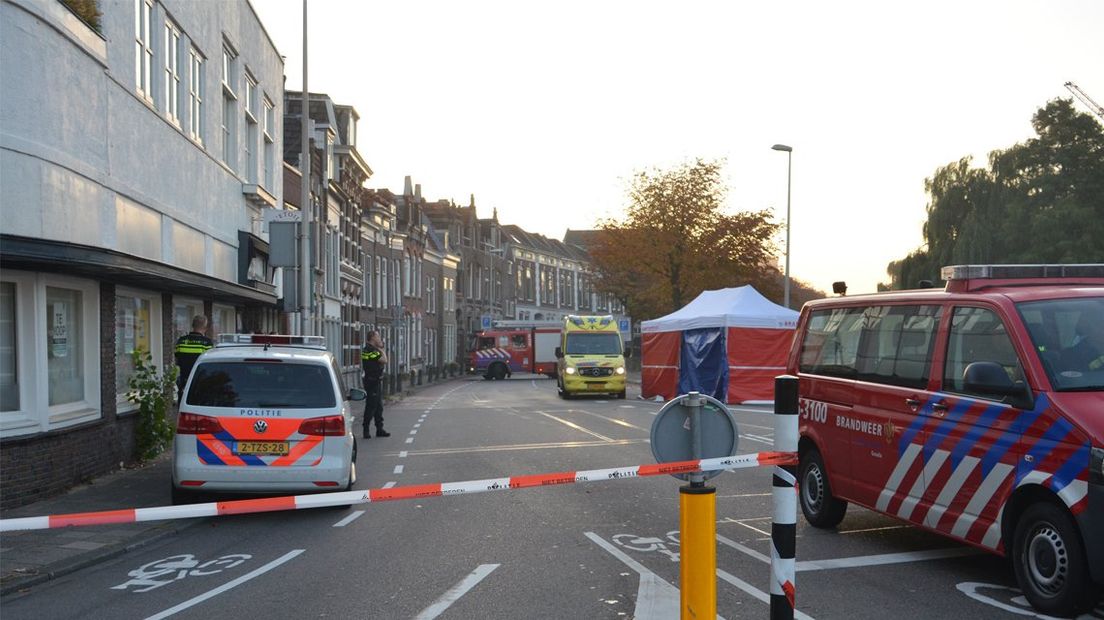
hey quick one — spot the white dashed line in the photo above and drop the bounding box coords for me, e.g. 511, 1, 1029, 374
405, 438, 414, 444
393, 465, 404, 474
414, 423, 422, 428
383, 481, 396, 488
415, 564, 501, 620
333, 511, 365, 528
399, 451, 408, 458
410, 429, 418, 435
145, 550, 304, 620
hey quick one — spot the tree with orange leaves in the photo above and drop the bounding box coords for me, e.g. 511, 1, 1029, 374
589, 159, 781, 321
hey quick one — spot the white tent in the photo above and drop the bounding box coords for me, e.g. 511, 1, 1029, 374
640, 286, 799, 403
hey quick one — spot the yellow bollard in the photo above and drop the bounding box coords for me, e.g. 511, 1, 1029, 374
680, 483, 717, 619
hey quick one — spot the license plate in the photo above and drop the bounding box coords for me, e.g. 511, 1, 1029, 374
236, 441, 289, 455
587, 383, 607, 390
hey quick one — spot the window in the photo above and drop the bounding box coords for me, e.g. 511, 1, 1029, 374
188, 362, 336, 408
164, 20, 181, 123
172, 300, 203, 343
943, 306, 1026, 398
1, 282, 17, 412
380, 257, 388, 306
854, 305, 941, 389
511, 334, 527, 349
244, 74, 257, 182
263, 97, 275, 189
211, 304, 236, 338
799, 307, 865, 378
221, 44, 237, 168
115, 292, 160, 410
134, 0, 153, 99
188, 49, 205, 143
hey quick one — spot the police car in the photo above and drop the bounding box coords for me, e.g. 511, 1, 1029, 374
788, 264, 1104, 616
171, 334, 365, 505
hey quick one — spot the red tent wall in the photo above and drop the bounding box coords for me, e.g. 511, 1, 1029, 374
725, 327, 795, 403
641, 331, 680, 401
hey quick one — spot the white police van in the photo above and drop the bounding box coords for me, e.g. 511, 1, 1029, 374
171, 334, 365, 505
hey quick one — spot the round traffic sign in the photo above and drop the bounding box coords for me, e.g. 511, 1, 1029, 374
650, 392, 739, 481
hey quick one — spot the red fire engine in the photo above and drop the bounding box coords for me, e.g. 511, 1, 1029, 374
468, 321, 561, 380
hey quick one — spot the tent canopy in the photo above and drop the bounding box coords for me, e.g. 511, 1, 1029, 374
642, 285, 798, 332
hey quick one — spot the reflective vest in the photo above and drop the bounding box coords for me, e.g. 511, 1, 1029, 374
174, 332, 214, 382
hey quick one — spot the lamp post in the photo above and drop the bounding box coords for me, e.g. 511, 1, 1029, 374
771, 144, 793, 310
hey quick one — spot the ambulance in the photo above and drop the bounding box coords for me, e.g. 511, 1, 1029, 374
171, 334, 364, 505
787, 264, 1104, 616
555, 314, 629, 399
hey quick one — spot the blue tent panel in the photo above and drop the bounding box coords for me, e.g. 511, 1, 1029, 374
677, 327, 728, 401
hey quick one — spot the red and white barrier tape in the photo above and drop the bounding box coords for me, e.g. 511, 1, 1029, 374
0, 451, 796, 532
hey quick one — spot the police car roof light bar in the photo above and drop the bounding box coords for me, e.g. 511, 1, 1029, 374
216, 334, 327, 349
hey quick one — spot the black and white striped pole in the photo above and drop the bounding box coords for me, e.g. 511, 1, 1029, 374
771, 375, 799, 620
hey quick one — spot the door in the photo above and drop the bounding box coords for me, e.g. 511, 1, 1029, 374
849, 304, 942, 518
921, 305, 1027, 549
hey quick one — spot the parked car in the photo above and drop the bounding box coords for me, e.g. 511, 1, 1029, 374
786, 264, 1104, 616
171, 334, 365, 505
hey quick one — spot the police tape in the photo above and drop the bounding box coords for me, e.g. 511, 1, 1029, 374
0, 451, 796, 532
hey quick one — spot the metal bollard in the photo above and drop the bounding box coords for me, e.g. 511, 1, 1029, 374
679, 392, 716, 619
771, 376, 799, 620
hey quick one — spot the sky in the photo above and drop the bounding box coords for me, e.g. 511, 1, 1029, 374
250, 0, 1104, 298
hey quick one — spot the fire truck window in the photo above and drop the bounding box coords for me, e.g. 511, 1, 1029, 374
498, 335, 509, 348
511, 334, 527, 348
478, 337, 494, 349
799, 307, 863, 378
854, 305, 941, 389
943, 307, 1025, 397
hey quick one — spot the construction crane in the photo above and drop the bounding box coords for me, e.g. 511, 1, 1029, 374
1064, 81, 1104, 120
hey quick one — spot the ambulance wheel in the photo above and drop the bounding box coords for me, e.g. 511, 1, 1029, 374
1012, 502, 1096, 617
617, 389, 626, 399
798, 449, 847, 528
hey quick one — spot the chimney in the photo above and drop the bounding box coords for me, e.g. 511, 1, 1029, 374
469, 193, 475, 209
415, 184, 422, 200
403, 176, 413, 197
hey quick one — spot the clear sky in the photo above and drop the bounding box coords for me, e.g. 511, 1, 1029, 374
250, 0, 1103, 297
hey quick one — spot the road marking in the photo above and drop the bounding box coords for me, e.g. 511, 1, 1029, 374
414, 423, 422, 428
405, 438, 414, 444
410, 429, 418, 435
717, 534, 771, 564
143, 550, 303, 620
716, 568, 815, 620
619, 405, 635, 409
333, 511, 364, 528
399, 451, 408, 458
567, 409, 648, 431
392, 438, 648, 457
414, 564, 500, 620
585, 532, 681, 619
743, 433, 775, 446
716, 493, 772, 499
383, 481, 396, 488
538, 412, 614, 442
393, 465, 405, 474
956, 582, 1104, 619
797, 547, 981, 570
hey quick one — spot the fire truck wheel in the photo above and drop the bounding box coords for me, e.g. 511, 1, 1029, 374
798, 449, 847, 528
490, 363, 508, 380
1012, 501, 1095, 617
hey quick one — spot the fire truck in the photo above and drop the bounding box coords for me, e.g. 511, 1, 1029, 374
468, 320, 561, 380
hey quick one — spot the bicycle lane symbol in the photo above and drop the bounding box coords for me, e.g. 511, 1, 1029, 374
111, 554, 252, 593
612, 531, 681, 563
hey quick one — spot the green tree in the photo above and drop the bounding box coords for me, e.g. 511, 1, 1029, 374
589, 159, 781, 320
886, 99, 1104, 289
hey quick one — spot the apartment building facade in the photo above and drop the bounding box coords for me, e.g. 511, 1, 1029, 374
0, 0, 284, 507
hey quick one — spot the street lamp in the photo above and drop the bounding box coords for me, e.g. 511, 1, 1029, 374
771, 144, 793, 310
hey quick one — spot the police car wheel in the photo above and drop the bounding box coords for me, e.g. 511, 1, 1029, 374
798, 449, 847, 528
1012, 502, 1095, 617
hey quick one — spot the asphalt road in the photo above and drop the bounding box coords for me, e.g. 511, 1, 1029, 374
2, 376, 1101, 619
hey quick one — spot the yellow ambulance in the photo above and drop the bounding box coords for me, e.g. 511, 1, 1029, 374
555, 315, 629, 399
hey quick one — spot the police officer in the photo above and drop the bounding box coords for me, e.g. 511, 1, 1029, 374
360, 330, 390, 439
174, 315, 214, 401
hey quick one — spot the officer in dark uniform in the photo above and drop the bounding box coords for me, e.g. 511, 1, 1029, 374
360, 330, 390, 439
174, 315, 214, 401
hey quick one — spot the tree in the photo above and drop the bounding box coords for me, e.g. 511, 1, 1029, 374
886, 99, 1104, 289
588, 159, 782, 321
